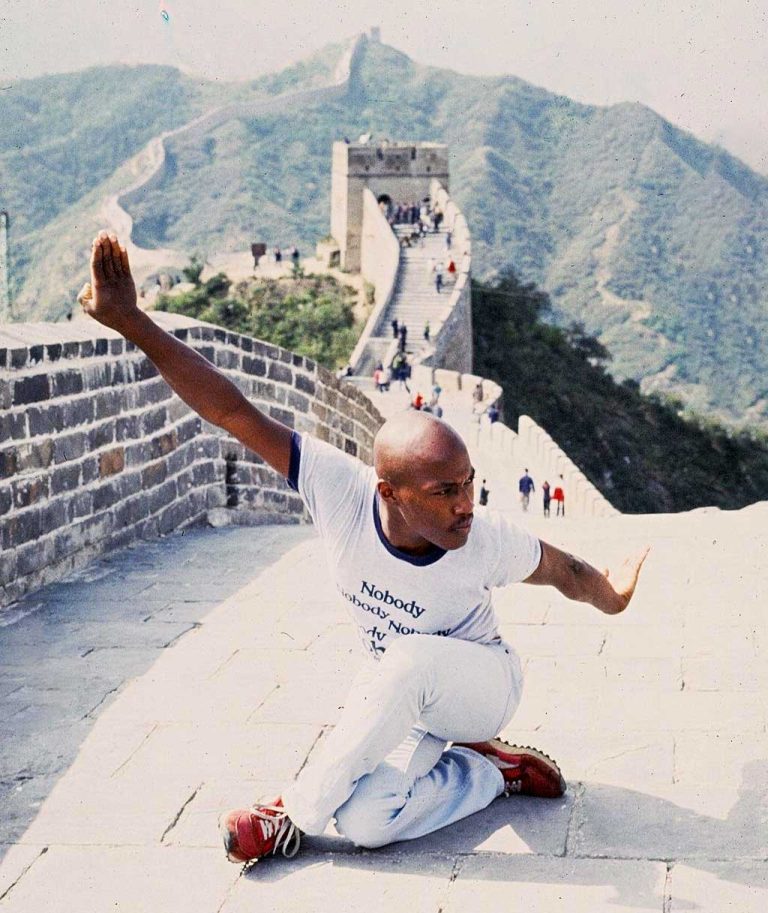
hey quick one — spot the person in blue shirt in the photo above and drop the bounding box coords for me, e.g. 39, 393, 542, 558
519, 470, 535, 512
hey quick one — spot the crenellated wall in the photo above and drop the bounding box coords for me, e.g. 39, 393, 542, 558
348, 188, 401, 372
407, 363, 617, 518
0, 313, 383, 607
416, 180, 473, 374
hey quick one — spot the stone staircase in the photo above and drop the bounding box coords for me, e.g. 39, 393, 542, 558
356, 225, 455, 376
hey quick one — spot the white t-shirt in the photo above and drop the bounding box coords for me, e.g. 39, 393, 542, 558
291, 433, 541, 659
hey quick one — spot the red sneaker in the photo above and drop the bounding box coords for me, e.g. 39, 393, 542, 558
218, 798, 301, 864
456, 738, 566, 798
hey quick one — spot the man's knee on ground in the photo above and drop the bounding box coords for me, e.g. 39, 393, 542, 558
334, 789, 398, 849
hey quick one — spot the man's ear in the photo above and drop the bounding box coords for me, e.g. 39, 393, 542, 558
377, 478, 397, 503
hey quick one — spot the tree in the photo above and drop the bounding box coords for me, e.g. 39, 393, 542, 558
181, 254, 205, 286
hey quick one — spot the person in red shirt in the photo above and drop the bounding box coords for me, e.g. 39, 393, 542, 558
552, 475, 565, 517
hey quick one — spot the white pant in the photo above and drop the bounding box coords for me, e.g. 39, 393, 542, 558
282, 634, 523, 847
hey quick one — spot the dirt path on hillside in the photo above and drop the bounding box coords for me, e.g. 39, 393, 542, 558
593, 190, 650, 322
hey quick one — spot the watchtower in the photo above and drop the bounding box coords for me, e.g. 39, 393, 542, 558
331, 141, 449, 271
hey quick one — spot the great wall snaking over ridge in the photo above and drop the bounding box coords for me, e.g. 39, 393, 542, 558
0, 36, 615, 608
101, 34, 368, 286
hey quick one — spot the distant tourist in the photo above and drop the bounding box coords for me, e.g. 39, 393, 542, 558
519, 470, 535, 512
435, 266, 444, 294
486, 403, 500, 424
473, 381, 484, 405
274, 246, 282, 263
412, 391, 425, 410
399, 323, 408, 352
553, 476, 565, 517
391, 318, 399, 338
479, 479, 490, 506
542, 481, 551, 518
391, 353, 411, 392
424, 320, 430, 341
373, 363, 385, 393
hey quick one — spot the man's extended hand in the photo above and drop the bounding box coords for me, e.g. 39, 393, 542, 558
525, 541, 650, 616
599, 546, 650, 614
77, 232, 139, 333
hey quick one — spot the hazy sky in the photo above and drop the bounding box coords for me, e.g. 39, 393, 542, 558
3, 0, 767, 173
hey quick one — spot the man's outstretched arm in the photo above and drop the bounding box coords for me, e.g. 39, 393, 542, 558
78, 232, 292, 477
524, 540, 650, 615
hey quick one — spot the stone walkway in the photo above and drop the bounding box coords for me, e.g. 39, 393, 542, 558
1, 429, 767, 909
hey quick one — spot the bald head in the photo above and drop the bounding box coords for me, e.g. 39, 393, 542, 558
374, 412, 468, 486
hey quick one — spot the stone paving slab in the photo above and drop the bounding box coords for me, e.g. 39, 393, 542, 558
672, 732, 768, 788
0, 846, 242, 913
502, 729, 675, 790
18, 769, 201, 846
219, 853, 458, 913
571, 780, 768, 860
444, 855, 669, 912
667, 861, 768, 911
0, 846, 44, 902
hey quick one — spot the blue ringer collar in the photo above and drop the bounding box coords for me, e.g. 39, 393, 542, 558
372, 493, 447, 566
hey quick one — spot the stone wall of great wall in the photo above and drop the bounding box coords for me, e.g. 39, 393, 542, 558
0, 313, 382, 607
421, 180, 473, 374
347, 188, 401, 370
106, 34, 368, 279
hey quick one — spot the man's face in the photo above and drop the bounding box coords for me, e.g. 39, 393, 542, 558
388, 444, 475, 551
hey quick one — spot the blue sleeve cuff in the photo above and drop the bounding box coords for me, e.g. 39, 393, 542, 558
287, 431, 302, 491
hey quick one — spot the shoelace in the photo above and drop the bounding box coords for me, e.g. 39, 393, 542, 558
250, 805, 302, 858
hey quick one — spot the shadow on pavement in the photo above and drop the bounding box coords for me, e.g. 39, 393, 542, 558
245, 761, 768, 905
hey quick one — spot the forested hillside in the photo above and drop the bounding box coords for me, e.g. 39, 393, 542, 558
472, 273, 768, 513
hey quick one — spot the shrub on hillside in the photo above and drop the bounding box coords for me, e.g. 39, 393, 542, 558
156, 272, 359, 370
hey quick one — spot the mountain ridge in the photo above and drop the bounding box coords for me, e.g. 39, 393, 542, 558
2, 38, 767, 428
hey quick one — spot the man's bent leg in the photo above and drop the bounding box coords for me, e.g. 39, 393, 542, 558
334, 726, 504, 848
282, 636, 521, 837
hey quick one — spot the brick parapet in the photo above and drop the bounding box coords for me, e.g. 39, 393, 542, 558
418, 180, 473, 374
0, 313, 383, 607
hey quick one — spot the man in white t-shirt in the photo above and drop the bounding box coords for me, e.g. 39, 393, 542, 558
79, 232, 649, 865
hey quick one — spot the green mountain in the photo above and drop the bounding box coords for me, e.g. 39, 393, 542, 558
3, 38, 768, 430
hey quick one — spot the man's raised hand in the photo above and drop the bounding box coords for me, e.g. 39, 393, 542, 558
77, 232, 139, 332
